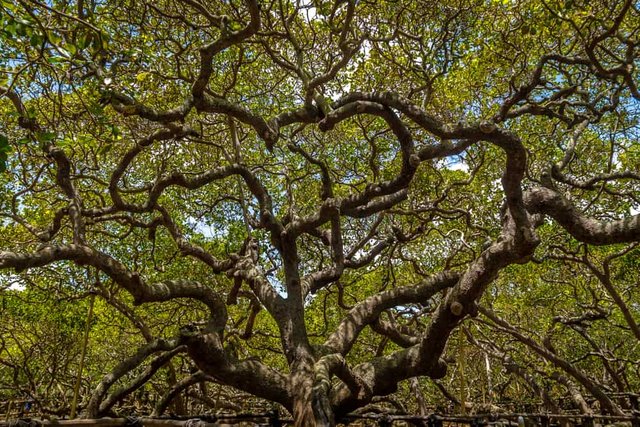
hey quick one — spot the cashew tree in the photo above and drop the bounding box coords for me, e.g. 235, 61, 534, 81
1, 0, 639, 424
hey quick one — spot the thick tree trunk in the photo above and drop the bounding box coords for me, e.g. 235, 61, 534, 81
310, 392, 335, 427
291, 382, 317, 425
290, 393, 335, 425
291, 361, 336, 426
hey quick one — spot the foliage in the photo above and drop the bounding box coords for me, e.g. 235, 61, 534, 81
1, 0, 639, 424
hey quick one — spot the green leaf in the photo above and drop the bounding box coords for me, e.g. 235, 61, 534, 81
0, 133, 9, 173
136, 71, 150, 82
30, 33, 43, 47
5, 21, 17, 38
36, 131, 56, 142
48, 56, 64, 64
66, 43, 77, 56
76, 33, 89, 50
47, 31, 63, 45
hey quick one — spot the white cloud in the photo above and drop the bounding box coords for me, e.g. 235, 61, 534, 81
446, 161, 469, 172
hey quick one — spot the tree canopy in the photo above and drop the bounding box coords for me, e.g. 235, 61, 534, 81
1, 0, 639, 425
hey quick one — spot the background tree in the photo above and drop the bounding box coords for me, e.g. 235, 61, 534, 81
1, 0, 639, 425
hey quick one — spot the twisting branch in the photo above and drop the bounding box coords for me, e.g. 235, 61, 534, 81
0, 245, 229, 330
97, 346, 186, 416
181, 331, 291, 410
525, 187, 640, 244
84, 338, 182, 418
324, 270, 460, 356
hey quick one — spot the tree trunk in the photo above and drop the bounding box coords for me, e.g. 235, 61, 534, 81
290, 391, 335, 425
289, 356, 339, 427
